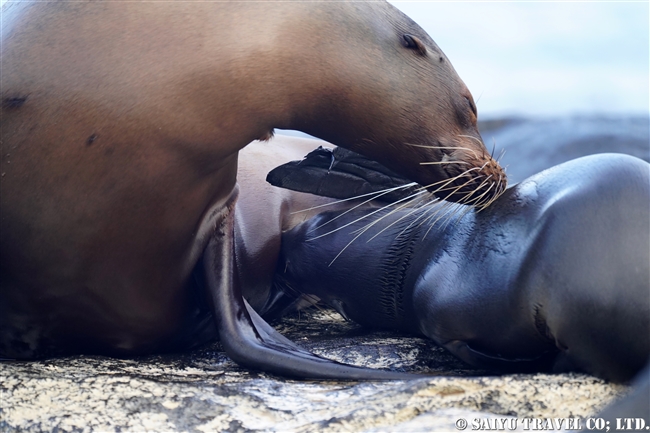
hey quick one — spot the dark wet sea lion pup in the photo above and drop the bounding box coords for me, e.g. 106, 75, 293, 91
0, 1, 505, 379
273, 153, 650, 382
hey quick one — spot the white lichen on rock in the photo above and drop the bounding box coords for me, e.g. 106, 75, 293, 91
0, 310, 627, 432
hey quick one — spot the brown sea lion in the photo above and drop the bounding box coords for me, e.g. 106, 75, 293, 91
0, 0, 505, 379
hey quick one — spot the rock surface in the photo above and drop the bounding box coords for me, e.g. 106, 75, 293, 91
0, 311, 627, 432
479, 116, 649, 183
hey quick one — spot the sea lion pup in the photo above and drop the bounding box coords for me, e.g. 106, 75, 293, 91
274, 153, 650, 382
0, 0, 506, 379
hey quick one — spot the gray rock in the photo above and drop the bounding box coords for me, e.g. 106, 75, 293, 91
0, 310, 627, 432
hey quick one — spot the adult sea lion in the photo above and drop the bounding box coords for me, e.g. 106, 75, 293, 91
0, 0, 506, 379
274, 153, 650, 382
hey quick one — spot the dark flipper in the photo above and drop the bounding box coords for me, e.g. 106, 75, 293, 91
203, 187, 415, 380
266, 146, 420, 202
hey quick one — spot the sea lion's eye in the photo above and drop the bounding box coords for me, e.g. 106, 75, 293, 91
403, 34, 427, 56
465, 96, 477, 117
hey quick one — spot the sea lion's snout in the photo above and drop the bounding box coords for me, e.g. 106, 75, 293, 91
425, 138, 508, 208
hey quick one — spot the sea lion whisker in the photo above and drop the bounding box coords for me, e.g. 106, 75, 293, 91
434, 171, 482, 203
352, 194, 432, 242
439, 201, 471, 231
364, 196, 434, 243
293, 183, 418, 215
419, 199, 457, 227
460, 176, 496, 208
420, 166, 483, 194
494, 147, 507, 164
463, 174, 494, 201
450, 201, 479, 229
415, 168, 485, 212
432, 170, 495, 215
448, 184, 496, 227
475, 91, 484, 104
405, 143, 480, 159
419, 166, 480, 190
422, 202, 463, 238
413, 203, 447, 232
350, 192, 428, 236
396, 204, 440, 239
477, 194, 499, 212
307, 184, 419, 233
478, 181, 504, 211
429, 182, 481, 195
327, 217, 387, 266
409, 204, 442, 233
457, 134, 483, 148
461, 181, 495, 211
477, 173, 507, 210
309, 190, 428, 242
419, 160, 471, 166
446, 140, 481, 159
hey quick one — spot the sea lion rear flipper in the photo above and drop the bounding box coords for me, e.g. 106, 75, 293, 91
203, 190, 414, 380
266, 146, 421, 202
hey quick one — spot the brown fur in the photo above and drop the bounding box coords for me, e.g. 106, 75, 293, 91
0, 0, 504, 358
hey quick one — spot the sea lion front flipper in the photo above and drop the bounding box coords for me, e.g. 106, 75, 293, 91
203, 189, 414, 380
266, 146, 421, 202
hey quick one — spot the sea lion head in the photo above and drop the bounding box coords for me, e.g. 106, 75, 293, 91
281, 1, 507, 207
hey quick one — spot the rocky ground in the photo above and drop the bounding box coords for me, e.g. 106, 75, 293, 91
0, 310, 627, 432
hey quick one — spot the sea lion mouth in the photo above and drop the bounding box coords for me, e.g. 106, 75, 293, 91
406, 139, 508, 209
437, 157, 508, 208
417, 144, 508, 209
266, 144, 507, 211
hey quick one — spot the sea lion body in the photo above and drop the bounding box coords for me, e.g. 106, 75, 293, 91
1, 0, 505, 379
0, 132, 341, 357
275, 153, 650, 381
